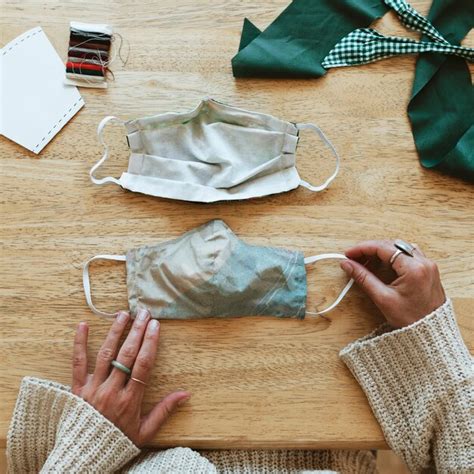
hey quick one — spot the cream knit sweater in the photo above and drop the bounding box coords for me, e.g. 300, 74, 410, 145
6, 300, 473, 473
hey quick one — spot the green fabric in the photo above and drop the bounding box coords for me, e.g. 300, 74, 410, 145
233, 0, 473, 181
232, 0, 389, 78
407, 0, 474, 181
321, 29, 473, 68
321, 0, 473, 68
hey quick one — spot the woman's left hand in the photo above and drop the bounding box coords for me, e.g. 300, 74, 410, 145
72, 309, 191, 447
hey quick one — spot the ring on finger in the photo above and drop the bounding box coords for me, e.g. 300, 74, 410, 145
130, 376, 147, 386
389, 248, 404, 265
111, 360, 132, 375
394, 239, 415, 257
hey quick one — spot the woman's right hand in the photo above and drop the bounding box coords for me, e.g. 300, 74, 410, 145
340, 240, 446, 328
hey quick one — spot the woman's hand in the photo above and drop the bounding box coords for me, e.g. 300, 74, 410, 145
340, 240, 446, 328
72, 309, 191, 447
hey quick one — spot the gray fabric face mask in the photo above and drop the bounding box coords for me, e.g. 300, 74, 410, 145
89, 98, 340, 203
83, 220, 353, 319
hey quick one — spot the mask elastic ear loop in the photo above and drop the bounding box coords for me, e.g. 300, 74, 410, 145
296, 123, 340, 192
83, 254, 127, 317
304, 253, 354, 316
90, 116, 125, 186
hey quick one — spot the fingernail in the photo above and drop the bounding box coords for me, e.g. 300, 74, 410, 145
137, 308, 149, 321
149, 319, 159, 332
117, 311, 129, 323
178, 394, 191, 406
78, 321, 88, 330
340, 260, 353, 275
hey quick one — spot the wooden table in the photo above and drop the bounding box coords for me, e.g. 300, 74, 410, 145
1, 0, 473, 451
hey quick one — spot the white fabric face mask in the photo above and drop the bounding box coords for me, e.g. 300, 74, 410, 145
90, 98, 340, 203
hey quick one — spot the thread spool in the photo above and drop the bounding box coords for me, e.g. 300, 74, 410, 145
64, 21, 128, 89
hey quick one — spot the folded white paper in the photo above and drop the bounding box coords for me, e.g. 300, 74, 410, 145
0, 27, 84, 154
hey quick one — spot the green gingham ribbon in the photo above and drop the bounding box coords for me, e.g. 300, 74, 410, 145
322, 0, 474, 68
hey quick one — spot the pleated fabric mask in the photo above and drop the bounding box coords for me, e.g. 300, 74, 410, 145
83, 220, 353, 319
90, 98, 340, 202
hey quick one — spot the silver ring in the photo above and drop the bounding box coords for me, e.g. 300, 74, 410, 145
111, 360, 132, 375
389, 249, 403, 265
130, 377, 147, 386
394, 239, 415, 257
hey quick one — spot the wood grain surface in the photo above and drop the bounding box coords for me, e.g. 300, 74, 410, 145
0, 0, 473, 450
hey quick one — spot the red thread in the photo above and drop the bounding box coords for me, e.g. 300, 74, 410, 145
66, 61, 104, 72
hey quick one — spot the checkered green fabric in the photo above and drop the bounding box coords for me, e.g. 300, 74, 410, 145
322, 0, 473, 69
384, 0, 446, 43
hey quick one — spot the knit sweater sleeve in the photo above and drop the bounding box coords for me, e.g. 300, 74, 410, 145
340, 299, 474, 474
6, 377, 217, 474
7, 377, 140, 473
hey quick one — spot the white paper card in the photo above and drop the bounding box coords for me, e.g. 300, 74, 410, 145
0, 27, 84, 154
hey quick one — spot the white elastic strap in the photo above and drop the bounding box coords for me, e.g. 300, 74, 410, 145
90, 116, 125, 185
296, 123, 340, 192
83, 254, 127, 318
304, 253, 354, 316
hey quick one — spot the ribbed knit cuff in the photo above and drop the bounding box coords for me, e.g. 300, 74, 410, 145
203, 448, 375, 474
7, 377, 140, 473
123, 447, 217, 473
339, 299, 473, 473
